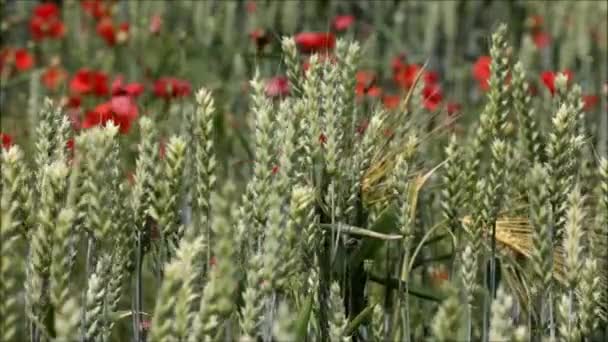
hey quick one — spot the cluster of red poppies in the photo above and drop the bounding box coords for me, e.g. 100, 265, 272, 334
473, 56, 598, 110
63, 69, 191, 134
0, 2, 190, 138
253, 14, 356, 98
1, 3, 603, 149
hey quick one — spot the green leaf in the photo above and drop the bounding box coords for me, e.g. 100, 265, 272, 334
368, 274, 445, 302
348, 206, 399, 270
295, 293, 313, 342
343, 304, 375, 336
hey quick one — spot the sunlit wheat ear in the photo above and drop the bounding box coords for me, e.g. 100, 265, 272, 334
192, 87, 216, 240
34, 99, 69, 175
1, 146, 33, 239
512, 62, 543, 164
50, 208, 76, 312
328, 282, 351, 342
0, 165, 21, 341
190, 183, 239, 341
54, 297, 81, 342
149, 259, 182, 342
527, 164, 553, 300
171, 238, 204, 340
301, 54, 322, 158
577, 258, 601, 336
239, 254, 264, 341
557, 187, 585, 342
487, 23, 512, 137
431, 291, 461, 342
262, 190, 288, 293
320, 53, 344, 178
557, 292, 581, 342
248, 71, 274, 242
489, 286, 527, 342
441, 134, 462, 233
594, 158, 608, 321
462, 24, 511, 207
281, 37, 302, 96
461, 244, 477, 305
27, 160, 69, 337
562, 187, 585, 289
547, 104, 584, 238
151, 135, 187, 259
81, 123, 120, 245
272, 302, 296, 342
335, 40, 360, 137
84, 256, 110, 341
132, 116, 160, 234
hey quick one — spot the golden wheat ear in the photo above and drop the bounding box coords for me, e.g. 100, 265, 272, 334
462, 215, 608, 321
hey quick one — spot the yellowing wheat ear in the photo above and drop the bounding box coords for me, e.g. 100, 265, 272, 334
462, 214, 607, 319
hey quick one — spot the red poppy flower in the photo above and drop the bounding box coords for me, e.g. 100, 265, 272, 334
0, 48, 35, 74
533, 31, 551, 49
82, 96, 138, 134
246, 1, 257, 14
394, 64, 421, 90
66, 95, 82, 109
472, 56, 491, 92
81, 0, 110, 21
14, 48, 34, 71
447, 102, 462, 116
149, 14, 162, 35
111, 76, 144, 98
366, 86, 382, 98
70, 69, 109, 96
356, 70, 375, 84
294, 32, 336, 53
424, 71, 440, 86
332, 15, 355, 31
82, 103, 113, 129
42, 66, 67, 90
392, 54, 406, 73
249, 29, 271, 50
29, 3, 65, 41
541, 70, 573, 95
382, 95, 401, 110
96, 18, 115, 45
96, 19, 129, 46
1, 132, 13, 150
582, 95, 599, 111
422, 84, 443, 111
355, 70, 382, 99
153, 77, 191, 99
265, 76, 290, 98
271, 165, 280, 175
